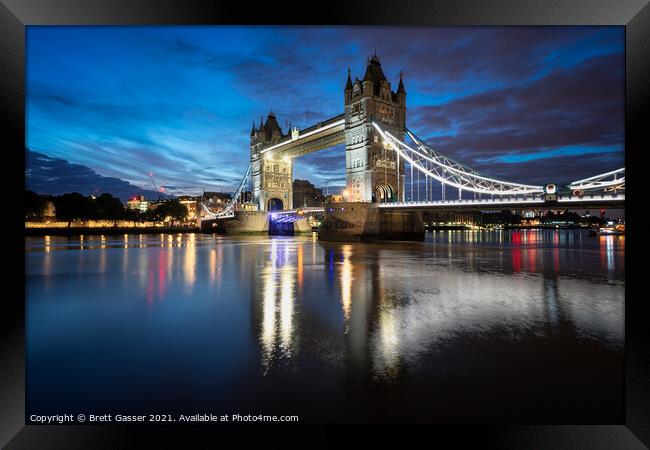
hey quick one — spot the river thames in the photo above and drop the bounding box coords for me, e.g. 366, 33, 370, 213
25, 230, 625, 423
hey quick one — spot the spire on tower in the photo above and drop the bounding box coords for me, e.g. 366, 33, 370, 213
344, 66, 353, 91
250, 121, 256, 136
362, 53, 387, 97
397, 71, 406, 94
264, 111, 281, 133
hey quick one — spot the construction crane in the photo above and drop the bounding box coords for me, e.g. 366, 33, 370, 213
148, 172, 167, 200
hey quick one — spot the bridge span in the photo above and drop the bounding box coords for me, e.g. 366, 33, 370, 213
264, 192, 625, 218
201, 54, 624, 240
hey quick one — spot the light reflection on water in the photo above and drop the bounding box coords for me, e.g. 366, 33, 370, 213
25, 230, 625, 421
340, 245, 353, 324
259, 240, 298, 373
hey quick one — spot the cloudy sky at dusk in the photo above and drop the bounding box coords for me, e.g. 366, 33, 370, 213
26, 26, 624, 199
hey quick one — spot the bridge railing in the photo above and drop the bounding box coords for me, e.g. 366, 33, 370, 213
377, 192, 624, 208
380, 196, 546, 208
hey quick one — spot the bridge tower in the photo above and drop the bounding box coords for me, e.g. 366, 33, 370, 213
250, 112, 293, 211
344, 54, 406, 203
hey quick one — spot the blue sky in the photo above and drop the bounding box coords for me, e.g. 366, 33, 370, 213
26, 26, 624, 200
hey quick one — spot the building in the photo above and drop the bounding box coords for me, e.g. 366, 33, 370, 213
477, 210, 523, 226
202, 191, 232, 213
292, 179, 325, 208
424, 211, 481, 226
248, 54, 407, 211
126, 195, 149, 212
147, 200, 165, 210
326, 194, 344, 203
344, 53, 406, 202
250, 112, 293, 211
178, 196, 200, 220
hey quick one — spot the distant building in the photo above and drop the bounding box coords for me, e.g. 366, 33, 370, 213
477, 210, 522, 226
201, 191, 233, 214
425, 211, 480, 226
126, 195, 149, 212
241, 191, 253, 203
203, 191, 231, 204
148, 200, 165, 210
326, 194, 344, 203
178, 196, 200, 220
293, 179, 325, 208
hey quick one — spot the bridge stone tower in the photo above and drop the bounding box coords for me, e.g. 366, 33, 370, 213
250, 112, 293, 211
344, 54, 406, 203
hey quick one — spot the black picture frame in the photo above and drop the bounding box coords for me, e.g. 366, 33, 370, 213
2, 0, 648, 447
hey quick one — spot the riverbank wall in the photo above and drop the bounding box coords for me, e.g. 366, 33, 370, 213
25, 226, 200, 236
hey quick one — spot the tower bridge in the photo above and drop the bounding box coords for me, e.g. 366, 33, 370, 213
201, 54, 624, 240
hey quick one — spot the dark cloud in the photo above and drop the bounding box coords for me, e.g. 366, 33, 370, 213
340, 27, 621, 96
26, 150, 160, 201
408, 52, 624, 183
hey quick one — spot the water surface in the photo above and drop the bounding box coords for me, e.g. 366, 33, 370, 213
26, 230, 625, 423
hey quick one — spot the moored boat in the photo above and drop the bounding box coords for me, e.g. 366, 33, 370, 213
591, 223, 625, 236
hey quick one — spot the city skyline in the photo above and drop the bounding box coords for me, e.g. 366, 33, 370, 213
26, 26, 624, 199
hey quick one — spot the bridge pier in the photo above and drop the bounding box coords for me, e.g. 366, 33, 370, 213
318, 202, 424, 242
201, 211, 313, 235
201, 211, 269, 235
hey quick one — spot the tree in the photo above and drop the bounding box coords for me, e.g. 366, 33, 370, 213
142, 207, 164, 223
26, 190, 46, 221
144, 200, 188, 225
95, 193, 125, 223
162, 199, 188, 222
123, 207, 142, 226
53, 193, 97, 227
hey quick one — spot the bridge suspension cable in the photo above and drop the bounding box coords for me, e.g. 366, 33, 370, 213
201, 163, 251, 219
406, 129, 481, 176
568, 167, 625, 192
372, 122, 546, 196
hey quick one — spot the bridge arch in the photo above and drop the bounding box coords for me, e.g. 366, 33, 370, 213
374, 183, 394, 203
267, 198, 284, 211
